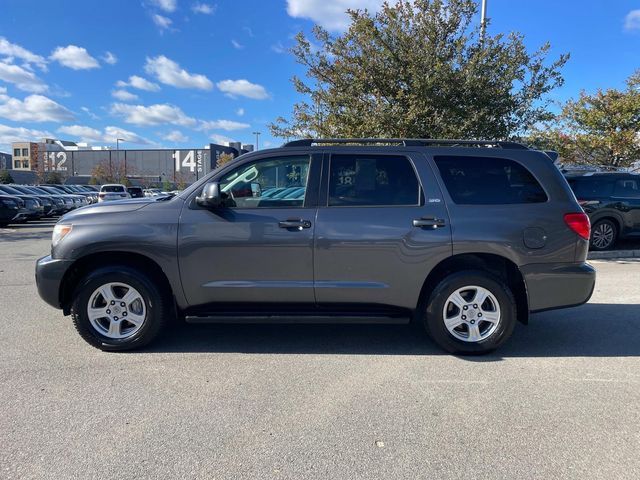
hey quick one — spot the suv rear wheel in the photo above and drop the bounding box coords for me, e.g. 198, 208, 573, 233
423, 271, 517, 354
590, 219, 617, 251
71, 265, 168, 351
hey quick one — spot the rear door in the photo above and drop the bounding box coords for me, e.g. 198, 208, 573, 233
612, 177, 640, 232
313, 151, 452, 311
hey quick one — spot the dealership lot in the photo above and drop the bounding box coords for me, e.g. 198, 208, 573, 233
1, 221, 640, 480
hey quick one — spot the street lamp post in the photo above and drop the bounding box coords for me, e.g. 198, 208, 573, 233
480, 0, 488, 39
116, 138, 125, 181
252, 131, 261, 150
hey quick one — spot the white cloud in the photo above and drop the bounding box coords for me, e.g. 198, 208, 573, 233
151, 0, 177, 12
0, 93, 74, 122
50, 45, 100, 70
145, 55, 213, 90
104, 126, 151, 144
152, 14, 173, 31
625, 10, 640, 31
216, 79, 269, 99
102, 51, 118, 65
57, 124, 151, 145
117, 75, 161, 92
271, 42, 286, 54
210, 133, 235, 145
111, 89, 139, 101
0, 37, 47, 70
111, 102, 197, 127
81, 106, 100, 120
192, 2, 216, 14
286, 0, 383, 31
164, 130, 189, 142
200, 119, 250, 131
0, 123, 52, 146
0, 60, 48, 93
236, 108, 245, 116
231, 40, 244, 50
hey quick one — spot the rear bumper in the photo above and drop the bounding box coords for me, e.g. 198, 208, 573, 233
35, 255, 73, 310
522, 262, 596, 313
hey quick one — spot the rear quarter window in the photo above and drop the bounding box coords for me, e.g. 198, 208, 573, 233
567, 177, 614, 198
434, 156, 548, 205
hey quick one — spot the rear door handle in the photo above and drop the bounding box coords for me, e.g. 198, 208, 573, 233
412, 217, 446, 229
279, 219, 312, 230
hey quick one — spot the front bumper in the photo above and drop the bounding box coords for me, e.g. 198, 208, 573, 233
35, 255, 74, 310
522, 262, 596, 313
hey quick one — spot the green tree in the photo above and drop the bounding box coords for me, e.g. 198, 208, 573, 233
0, 170, 14, 184
271, 0, 568, 140
43, 171, 63, 184
532, 70, 640, 168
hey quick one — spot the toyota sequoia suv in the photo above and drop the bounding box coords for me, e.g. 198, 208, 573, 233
36, 139, 596, 354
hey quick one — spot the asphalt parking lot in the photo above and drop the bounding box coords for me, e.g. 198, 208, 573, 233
1, 220, 639, 480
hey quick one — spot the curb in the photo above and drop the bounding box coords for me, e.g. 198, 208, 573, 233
588, 249, 640, 260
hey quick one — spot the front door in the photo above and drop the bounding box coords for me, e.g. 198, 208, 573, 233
178, 153, 320, 308
313, 151, 452, 311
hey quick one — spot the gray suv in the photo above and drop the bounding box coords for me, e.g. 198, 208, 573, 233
35, 139, 595, 354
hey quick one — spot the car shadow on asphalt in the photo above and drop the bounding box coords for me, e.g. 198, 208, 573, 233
143, 302, 640, 359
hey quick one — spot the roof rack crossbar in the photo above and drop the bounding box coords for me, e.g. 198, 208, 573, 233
282, 138, 529, 150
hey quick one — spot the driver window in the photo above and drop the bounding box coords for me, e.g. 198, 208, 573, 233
218, 156, 310, 208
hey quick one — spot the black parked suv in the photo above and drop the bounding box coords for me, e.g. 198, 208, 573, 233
36, 139, 595, 354
566, 172, 640, 250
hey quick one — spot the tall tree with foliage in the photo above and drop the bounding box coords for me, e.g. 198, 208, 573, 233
270, 0, 568, 140
0, 170, 14, 184
530, 70, 640, 168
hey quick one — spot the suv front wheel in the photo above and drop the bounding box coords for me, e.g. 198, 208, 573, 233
71, 265, 168, 351
423, 271, 517, 355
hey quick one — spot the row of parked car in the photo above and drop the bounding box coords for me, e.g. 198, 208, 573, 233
0, 183, 179, 226
0, 184, 100, 226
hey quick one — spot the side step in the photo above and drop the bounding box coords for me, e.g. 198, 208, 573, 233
185, 314, 410, 325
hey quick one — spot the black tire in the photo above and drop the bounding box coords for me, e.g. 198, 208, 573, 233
71, 265, 169, 351
423, 270, 517, 355
590, 219, 617, 251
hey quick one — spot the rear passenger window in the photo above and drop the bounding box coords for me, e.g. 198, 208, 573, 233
434, 156, 547, 205
328, 155, 420, 206
613, 179, 640, 198
568, 177, 614, 198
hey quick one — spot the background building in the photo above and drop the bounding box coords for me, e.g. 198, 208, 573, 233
0, 151, 11, 170
5, 138, 255, 186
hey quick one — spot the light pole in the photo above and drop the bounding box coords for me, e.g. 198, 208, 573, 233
116, 138, 125, 181
252, 131, 261, 150
480, 0, 488, 40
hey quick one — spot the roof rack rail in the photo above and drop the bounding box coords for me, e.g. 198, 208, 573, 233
282, 138, 529, 150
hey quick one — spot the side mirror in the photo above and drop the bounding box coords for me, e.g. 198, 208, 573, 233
196, 182, 223, 208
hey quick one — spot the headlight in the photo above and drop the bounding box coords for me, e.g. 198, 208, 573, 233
52, 224, 73, 247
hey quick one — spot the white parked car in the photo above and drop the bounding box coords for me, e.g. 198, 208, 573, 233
98, 184, 131, 202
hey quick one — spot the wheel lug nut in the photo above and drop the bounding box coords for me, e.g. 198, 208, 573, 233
461, 315, 466, 320
106, 309, 111, 314
463, 306, 468, 310
110, 301, 115, 305
470, 320, 475, 324
113, 316, 118, 321
478, 313, 482, 317
122, 312, 127, 316
473, 304, 478, 308
120, 302, 126, 307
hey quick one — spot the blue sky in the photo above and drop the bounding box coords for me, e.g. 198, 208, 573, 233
0, 0, 639, 153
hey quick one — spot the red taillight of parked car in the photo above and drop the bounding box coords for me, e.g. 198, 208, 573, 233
99, 192, 105, 198
564, 212, 591, 240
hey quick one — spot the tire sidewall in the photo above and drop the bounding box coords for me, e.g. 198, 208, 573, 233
424, 270, 517, 355
72, 266, 165, 351
590, 219, 617, 251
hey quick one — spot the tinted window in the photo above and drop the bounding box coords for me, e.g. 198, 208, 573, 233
567, 177, 614, 198
102, 185, 126, 193
218, 156, 310, 208
434, 156, 547, 204
328, 155, 420, 207
613, 178, 640, 198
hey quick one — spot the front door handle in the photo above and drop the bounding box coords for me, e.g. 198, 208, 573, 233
412, 217, 446, 229
279, 219, 312, 230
